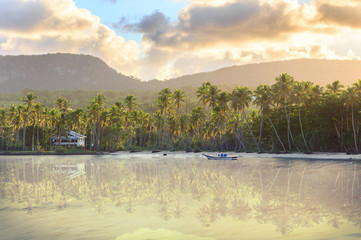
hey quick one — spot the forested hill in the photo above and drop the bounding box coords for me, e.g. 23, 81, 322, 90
1, 53, 361, 92
148, 59, 361, 89
0, 53, 143, 92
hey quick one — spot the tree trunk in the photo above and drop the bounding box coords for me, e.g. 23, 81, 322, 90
284, 102, 292, 151
298, 106, 310, 153
22, 116, 28, 151
268, 116, 286, 152
258, 115, 264, 153
351, 106, 359, 153
243, 110, 260, 152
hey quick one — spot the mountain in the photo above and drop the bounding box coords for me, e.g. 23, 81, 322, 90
148, 59, 361, 89
0, 53, 143, 92
1, 53, 361, 93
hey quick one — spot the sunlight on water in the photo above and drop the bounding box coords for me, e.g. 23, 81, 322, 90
0, 154, 361, 240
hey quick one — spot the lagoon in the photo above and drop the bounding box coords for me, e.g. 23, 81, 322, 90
0, 153, 361, 240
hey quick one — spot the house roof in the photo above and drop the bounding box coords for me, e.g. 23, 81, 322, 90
68, 131, 86, 138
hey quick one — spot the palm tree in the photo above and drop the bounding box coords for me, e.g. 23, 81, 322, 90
157, 88, 173, 148
21, 92, 37, 151
157, 88, 173, 116
55, 96, 71, 146
33, 103, 43, 147
124, 94, 138, 150
173, 89, 186, 148
293, 81, 312, 153
230, 86, 259, 152
272, 73, 295, 151
207, 85, 220, 111
173, 89, 185, 115
196, 82, 211, 149
13, 105, 23, 148
343, 87, 359, 153
124, 95, 137, 113
196, 82, 211, 108
326, 80, 344, 95
88, 102, 101, 150
254, 85, 286, 152
48, 109, 59, 146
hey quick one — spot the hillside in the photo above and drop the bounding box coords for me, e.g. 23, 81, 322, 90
148, 59, 361, 89
1, 53, 361, 93
0, 53, 143, 92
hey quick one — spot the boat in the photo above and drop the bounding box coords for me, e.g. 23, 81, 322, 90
203, 153, 238, 160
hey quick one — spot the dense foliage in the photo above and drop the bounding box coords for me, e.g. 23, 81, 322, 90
1, 73, 361, 153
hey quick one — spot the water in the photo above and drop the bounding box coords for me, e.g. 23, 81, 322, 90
0, 153, 361, 240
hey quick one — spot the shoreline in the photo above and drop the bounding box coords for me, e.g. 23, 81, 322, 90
0, 151, 360, 160
0, 151, 107, 156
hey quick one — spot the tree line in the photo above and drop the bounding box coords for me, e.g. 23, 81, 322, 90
1, 73, 361, 153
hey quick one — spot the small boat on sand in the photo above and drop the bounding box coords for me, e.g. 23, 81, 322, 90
203, 153, 238, 160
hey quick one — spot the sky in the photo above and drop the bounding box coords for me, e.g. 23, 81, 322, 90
1, 0, 361, 81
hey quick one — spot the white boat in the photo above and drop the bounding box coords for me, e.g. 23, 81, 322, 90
203, 153, 238, 160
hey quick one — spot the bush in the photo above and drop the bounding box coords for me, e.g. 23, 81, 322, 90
55, 147, 66, 153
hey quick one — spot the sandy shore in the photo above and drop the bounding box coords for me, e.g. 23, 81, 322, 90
0, 150, 360, 161
105, 151, 361, 161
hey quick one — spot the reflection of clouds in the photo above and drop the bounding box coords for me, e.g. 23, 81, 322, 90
1, 158, 361, 236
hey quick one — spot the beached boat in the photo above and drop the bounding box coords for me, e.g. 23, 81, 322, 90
203, 153, 238, 160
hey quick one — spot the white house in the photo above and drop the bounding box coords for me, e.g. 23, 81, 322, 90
51, 131, 86, 147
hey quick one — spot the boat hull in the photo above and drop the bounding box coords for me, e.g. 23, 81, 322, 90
203, 154, 238, 160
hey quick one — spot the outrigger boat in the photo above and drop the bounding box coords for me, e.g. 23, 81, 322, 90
203, 153, 238, 160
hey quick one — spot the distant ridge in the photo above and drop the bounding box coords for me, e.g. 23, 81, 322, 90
0, 53, 142, 92
0, 53, 361, 92
147, 59, 361, 89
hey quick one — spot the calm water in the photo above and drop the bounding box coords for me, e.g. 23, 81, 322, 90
0, 153, 361, 240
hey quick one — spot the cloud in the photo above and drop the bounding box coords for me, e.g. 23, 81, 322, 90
124, 11, 170, 34
0, 0, 141, 77
129, 0, 310, 50
317, 1, 361, 28
0, 0, 48, 32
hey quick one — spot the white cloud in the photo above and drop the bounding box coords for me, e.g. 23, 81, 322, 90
0, 0, 141, 77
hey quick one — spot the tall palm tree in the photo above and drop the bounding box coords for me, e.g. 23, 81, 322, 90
157, 88, 173, 148
207, 85, 220, 111
343, 87, 359, 153
173, 89, 185, 115
326, 80, 344, 95
272, 73, 294, 151
55, 96, 71, 146
254, 85, 286, 152
124, 94, 138, 150
173, 89, 186, 148
49, 109, 59, 146
196, 82, 211, 149
21, 92, 37, 151
293, 81, 312, 153
124, 95, 137, 113
196, 82, 211, 108
13, 105, 23, 148
230, 86, 259, 152
33, 102, 43, 146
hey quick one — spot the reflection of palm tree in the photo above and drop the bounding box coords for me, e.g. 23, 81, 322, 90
230, 197, 252, 221
197, 201, 219, 227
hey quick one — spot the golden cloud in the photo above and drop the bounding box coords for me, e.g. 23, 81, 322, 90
0, 0, 141, 78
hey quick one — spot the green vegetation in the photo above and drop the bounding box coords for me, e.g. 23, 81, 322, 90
1, 73, 361, 153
